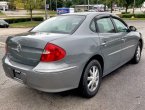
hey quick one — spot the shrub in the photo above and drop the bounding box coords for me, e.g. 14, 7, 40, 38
118, 14, 145, 18
134, 14, 145, 18
5, 17, 44, 24
121, 12, 130, 14
121, 14, 134, 18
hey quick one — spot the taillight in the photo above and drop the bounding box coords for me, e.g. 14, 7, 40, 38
40, 43, 66, 62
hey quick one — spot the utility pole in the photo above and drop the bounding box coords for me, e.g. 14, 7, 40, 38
50, 0, 52, 10
45, 0, 48, 20
88, 0, 89, 10
56, 0, 57, 11
133, 0, 135, 14
97, 0, 99, 4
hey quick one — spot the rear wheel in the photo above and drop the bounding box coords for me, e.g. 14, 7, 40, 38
79, 60, 102, 98
131, 42, 142, 64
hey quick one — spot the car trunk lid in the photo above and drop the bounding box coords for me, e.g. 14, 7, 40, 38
6, 32, 68, 66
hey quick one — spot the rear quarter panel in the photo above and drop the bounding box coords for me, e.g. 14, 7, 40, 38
49, 35, 102, 86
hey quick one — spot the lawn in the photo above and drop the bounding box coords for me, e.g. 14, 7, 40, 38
0, 11, 5, 16
10, 21, 42, 28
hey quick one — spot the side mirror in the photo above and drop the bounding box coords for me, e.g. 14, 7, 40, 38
129, 26, 137, 32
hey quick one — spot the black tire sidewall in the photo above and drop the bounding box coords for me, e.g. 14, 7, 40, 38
133, 42, 141, 63
81, 60, 102, 98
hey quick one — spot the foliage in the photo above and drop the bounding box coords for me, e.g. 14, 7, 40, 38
50, 0, 63, 11
5, 17, 43, 24
123, 0, 133, 13
7, 0, 145, 13
64, 1, 73, 8
14, 0, 24, 9
121, 12, 130, 14
24, 0, 44, 20
9, 0, 16, 10
10, 21, 41, 28
136, 0, 144, 7
118, 14, 145, 18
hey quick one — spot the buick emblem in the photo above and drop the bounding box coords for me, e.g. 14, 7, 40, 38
16, 44, 21, 52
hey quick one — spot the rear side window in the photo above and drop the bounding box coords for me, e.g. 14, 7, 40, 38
97, 18, 115, 33
90, 20, 96, 32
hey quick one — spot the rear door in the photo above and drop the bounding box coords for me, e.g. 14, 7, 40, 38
96, 15, 124, 74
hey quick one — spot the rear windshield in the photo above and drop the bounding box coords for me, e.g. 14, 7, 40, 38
31, 15, 85, 34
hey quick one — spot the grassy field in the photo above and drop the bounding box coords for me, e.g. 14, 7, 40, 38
10, 21, 42, 28
0, 11, 5, 16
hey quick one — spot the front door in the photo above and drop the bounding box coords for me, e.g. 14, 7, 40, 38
111, 17, 137, 62
96, 16, 123, 74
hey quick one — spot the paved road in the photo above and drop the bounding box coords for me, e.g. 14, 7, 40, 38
0, 21, 145, 110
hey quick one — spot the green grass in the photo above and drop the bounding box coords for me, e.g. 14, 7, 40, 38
10, 21, 42, 28
0, 11, 5, 16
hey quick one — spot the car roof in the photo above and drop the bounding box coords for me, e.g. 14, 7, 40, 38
63, 12, 117, 16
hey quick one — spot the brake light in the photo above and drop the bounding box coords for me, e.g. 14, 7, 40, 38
40, 43, 66, 62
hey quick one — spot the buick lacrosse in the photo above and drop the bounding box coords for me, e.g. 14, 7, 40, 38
2, 12, 143, 98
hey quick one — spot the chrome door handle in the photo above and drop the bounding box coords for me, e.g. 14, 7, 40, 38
121, 38, 125, 41
101, 42, 107, 46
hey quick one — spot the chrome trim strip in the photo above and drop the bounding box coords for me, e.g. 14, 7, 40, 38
34, 66, 77, 73
108, 45, 135, 56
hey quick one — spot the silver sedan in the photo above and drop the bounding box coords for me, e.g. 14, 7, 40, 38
2, 12, 144, 98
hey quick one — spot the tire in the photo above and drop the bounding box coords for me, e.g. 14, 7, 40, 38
79, 60, 102, 98
131, 42, 142, 64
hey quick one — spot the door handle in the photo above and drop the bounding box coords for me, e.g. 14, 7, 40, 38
101, 42, 107, 46
121, 38, 125, 42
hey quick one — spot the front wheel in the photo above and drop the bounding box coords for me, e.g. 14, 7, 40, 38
79, 60, 102, 98
131, 42, 142, 64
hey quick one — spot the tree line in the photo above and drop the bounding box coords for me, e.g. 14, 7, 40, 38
1, 0, 144, 13
0, 0, 144, 20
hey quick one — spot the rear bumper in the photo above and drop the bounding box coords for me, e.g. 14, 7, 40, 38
2, 56, 81, 92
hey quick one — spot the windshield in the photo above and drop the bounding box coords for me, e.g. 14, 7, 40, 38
31, 15, 86, 34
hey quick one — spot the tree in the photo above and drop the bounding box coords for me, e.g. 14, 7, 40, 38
24, 0, 44, 21
136, 0, 144, 7
123, 0, 133, 13
14, 0, 24, 9
51, 0, 63, 11
64, 1, 72, 8
102, 0, 120, 13
9, 0, 16, 10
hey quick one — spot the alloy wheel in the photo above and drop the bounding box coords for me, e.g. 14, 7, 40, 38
87, 66, 99, 92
